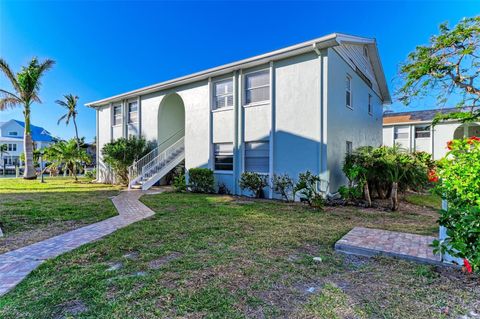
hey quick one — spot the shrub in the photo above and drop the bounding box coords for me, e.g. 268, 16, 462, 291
239, 172, 268, 198
338, 185, 362, 202
294, 171, 325, 208
188, 168, 214, 193
271, 173, 295, 202
173, 172, 186, 192
85, 168, 96, 180
101, 136, 152, 185
431, 137, 480, 272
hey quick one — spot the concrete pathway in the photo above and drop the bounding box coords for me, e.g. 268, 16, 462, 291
335, 227, 442, 265
0, 190, 158, 296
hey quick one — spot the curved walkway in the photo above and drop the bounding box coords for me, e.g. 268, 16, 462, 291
0, 189, 158, 296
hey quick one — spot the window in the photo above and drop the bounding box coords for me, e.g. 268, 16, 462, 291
245, 70, 270, 105
346, 75, 352, 108
245, 141, 269, 173
368, 94, 372, 115
113, 105, 122, 126
128, 101, 138, 124
394, 126, 409, 139
7, 144, 17, 152
8, 131, 18, 136
363, 46, 368, 58
346, 141, 353, 155
214, 143, 233, 171
415, 125, 431, 138
213, 79, 233, 110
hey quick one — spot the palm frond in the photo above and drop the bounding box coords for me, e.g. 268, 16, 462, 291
57, 113, 68, 125
38, 59, 55, 76
55, 99, 69, 108
0, 58, 21, 93
0, 90, 21, 110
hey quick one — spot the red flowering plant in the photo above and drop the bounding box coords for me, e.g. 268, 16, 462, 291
432, 137, 480, 273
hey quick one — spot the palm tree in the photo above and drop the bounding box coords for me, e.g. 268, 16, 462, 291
0, 57, 55, 179
45, 138, 90, 181
56, 94, 80, 149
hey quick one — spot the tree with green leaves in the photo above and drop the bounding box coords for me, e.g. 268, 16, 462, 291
0, 57, 55, 179
45, 138, 90, 181
56, 94, 80, 149
398, 16, 480, 124
0, 143, 8, 175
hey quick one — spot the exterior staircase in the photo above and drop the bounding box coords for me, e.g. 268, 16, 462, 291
128, 136, 185, 190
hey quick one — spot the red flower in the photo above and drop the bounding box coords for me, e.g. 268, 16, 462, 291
447, 140, 453, 150
464, 258, 473, 273
467, 136, 480, 144
427, 169, 439, 183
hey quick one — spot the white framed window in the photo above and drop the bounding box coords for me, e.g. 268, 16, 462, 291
8, 131, 18, 136
214, 143, 233, 171
415, 125, 431, 138
245, 70, 270, 105
394, 126, 409, 139
7, 143, 17, 152
346, 141, 353, 155
213, 79, 233, 110
128, 101, 138, 124
368, 94, 372, 115
245, 141, 269, 173
346, 75, 352, 109
113, 104, 122, 126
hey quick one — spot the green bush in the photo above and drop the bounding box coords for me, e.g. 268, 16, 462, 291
239, 172, 268, 198
85, 168, 96, 180
338, 185, 362, 202
188, 168, 214, 193
294, 171, 325, 209
432, 137, 480, 272
101, 136, 152, 185
173, 172, 186, 192
271, 173, 295, 202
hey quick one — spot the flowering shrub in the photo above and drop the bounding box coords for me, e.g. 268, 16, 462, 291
432, 137, 480, 273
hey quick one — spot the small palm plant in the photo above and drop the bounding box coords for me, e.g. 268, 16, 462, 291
0, 57, 55, 179
56, 94, 80, 149
0, 143, 8, 174
45, 139, 90, 181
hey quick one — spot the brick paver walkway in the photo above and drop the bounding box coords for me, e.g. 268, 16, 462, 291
0, 190, 158, 296
335, 227, 442, 265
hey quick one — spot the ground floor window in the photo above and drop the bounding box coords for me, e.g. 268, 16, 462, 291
245, 141, 269, 173
3, 156, 19, 166
214, 143, 233, 171
346, 141, 353, 155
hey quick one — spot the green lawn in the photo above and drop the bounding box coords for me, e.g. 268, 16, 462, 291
0, 177, 120, 252
1, 192, 477, 318
405, 192, 443, 210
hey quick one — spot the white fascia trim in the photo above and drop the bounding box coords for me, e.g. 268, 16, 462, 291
86, 34, 341, 107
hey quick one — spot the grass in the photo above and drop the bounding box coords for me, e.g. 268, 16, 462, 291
1, 192, 478, 318
405, 192, 443, 210
0, 177, 120, 252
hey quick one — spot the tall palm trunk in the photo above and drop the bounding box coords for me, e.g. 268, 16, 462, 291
73, 116, 80, 150
23, 107, 37, 179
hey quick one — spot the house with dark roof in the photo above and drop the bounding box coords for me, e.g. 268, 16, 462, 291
383, 108, 480, 160
0, 119, 55, 167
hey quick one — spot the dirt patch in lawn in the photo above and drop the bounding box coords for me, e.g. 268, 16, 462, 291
0, 220, 92, 253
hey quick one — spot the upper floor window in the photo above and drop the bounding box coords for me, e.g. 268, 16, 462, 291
368, 94, 372, 115
346, 141, 353, 155
213, 79, 233, 110
214, 143, 233, 171
346, 75, 352, 109
128, 101, 138, 124
245, 70, 270, 105
113, 105, 122, 126
7, 143, 17, 152
8, 131, 18, 136
363, 46, 368, 58
394, 126, 409, 139
415, 125, 431, 138
245, 140, 269, 173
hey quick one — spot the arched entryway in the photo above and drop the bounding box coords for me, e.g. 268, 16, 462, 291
453, 123, 480, 139
158, 93, 185, 152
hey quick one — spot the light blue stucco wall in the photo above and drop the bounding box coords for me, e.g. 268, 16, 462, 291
326, 48, 383, 192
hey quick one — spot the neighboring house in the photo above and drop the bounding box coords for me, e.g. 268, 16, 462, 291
0, 119, 55, 168
383, 108, 480, 160
87, 33, 391, 196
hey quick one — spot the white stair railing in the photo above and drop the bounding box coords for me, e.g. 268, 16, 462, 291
128, 136, 185, 189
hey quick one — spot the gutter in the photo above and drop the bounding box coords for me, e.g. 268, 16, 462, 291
86, 34, 340, 108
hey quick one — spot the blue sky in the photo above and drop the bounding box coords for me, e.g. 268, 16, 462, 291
0, 1, 478, 141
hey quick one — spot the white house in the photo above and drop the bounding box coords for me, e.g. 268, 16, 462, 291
0, 119, 55, 168
87, 33, 391, 196
383, 108, 480, 160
